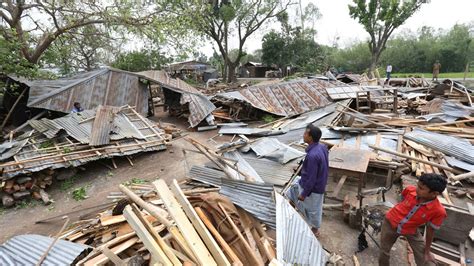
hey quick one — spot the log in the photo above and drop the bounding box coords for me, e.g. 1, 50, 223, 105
1, 193, 15, 207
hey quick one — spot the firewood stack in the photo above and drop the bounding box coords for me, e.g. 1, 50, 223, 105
1, 169, 54, 207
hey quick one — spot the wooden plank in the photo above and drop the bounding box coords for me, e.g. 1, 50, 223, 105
84, 237, 139, 266
433, 253, 461, 266
100, 215, 126, 226
331, 175, 348, 198
100, 246, 126, 266
195, 207, 243, 265
459, 243, 466, 266
153, 179, 217, 266
130, 205, 181, 265
123, 205, 173, 266
170, 180, 231, 266
217, 202, 264, 266
329, 147, 372, 173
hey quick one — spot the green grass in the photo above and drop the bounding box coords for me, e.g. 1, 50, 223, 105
122, 177, 148, 186
60, 176, 79, 191
72, 186, 88, 201
391, 72, 474, 79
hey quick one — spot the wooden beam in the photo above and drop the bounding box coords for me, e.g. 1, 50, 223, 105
170, 180, 230, 266
123, 205, 173, 266
217, 202, 264, 266
369, 145, 462, 174
195, 207, 243, 265
119, 184, 196, 261
153, 179, 217, 266
130, 204, 181, 265
84, 237, 139, 266
331, 175, 348, 198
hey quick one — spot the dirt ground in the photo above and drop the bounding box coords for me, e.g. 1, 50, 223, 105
0, 110, 470, 265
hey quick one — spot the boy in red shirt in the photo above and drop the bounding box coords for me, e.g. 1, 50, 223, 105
380, 173, 447, 265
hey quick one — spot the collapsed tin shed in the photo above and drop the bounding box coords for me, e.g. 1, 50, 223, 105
8, 67, 152, 116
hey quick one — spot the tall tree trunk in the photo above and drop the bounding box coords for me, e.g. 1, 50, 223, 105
368, 51, 380, 79
226, 61, 237, 83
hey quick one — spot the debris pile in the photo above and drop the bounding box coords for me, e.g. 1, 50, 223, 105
0, 105, 172, 207
59, 179, 278, 265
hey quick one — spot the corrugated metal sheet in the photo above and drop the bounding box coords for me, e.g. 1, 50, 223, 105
445, 156, 474, 172
241, 153, 295, 186
189, 165, 276, 228
405, 128, 474, 164
245, 137, 305, 164
89, 105, 118, 146
275, 193, 327, 265
0, 106, 167, 178
218, 78, 340, 116
11, 67, 150, 115
222, 151, 264, 183
218, 127, 286, 136
138, 70, 216, 127
0, 234, 91, 265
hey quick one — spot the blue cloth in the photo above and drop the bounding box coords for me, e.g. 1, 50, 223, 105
71, 107, 83, 113
298, 142, 329, 197
287, 176, 324, 228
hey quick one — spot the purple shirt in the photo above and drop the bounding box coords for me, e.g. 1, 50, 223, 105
298, 142, 329, 197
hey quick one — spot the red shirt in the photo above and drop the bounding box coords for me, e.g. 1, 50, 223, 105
386, 186, 447, 235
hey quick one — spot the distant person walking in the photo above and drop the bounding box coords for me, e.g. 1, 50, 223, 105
385, 64, 392, 85
432, 60, 441, 82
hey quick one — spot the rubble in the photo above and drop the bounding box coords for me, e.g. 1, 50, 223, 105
0, 105, 173, 206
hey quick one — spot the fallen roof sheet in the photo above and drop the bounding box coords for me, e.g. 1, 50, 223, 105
243, 137, 305, 164
10, 67, 150, 115
189, 165, 276, 228
89, 105, 118, 146
405, 128, 474, 165
0, 106, 168, 178
219, 127, 287, 136
241, 153, 295, 186
138, 70, 216, 127
275, 193, 327, 265
0, 234, 90, 265
217, 78, 341, 116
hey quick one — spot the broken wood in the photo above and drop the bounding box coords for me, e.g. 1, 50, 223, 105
217, 202, 264, 266
170, 180, 230, 266
369, 145, 462, 174
195, 207, 243, 266
153, 179, 217, 266
123, 205, 173, 266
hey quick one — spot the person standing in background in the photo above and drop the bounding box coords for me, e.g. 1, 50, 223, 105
432, 60, 441, 82
385, 64, 392, 85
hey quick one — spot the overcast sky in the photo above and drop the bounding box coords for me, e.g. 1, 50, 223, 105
201, 0, 474, 57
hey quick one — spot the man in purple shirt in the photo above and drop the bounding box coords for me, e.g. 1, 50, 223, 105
286, 124, 329, 236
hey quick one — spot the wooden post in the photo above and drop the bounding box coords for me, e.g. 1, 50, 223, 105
0, 87, 27, 132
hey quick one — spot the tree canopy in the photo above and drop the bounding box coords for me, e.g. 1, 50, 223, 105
348, 0, 426, 77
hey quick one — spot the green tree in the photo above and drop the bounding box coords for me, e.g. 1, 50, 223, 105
111, 50, 170, 72
348, 0, 427, 77
0, 1, 159, 68
166, 0, 291, 83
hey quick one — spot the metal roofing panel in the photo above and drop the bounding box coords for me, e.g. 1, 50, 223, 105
0, 234, 91, 265
246, 138, 305, 164
218, 79, 337, 116
14, 68, 149, 115
189, 165, 276, 228
275, 193, 327, 265
241, 153, 295, 186
138, 70, 216, 127
405, 128, 474, 164
89, 106, 118, 146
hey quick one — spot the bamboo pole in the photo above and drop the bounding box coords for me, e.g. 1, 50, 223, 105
0, 88, 27, 132
369, 145, 463, 174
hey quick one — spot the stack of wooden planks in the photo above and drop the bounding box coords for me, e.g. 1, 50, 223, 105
61, 179, 275, 265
